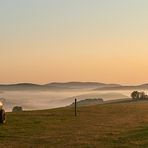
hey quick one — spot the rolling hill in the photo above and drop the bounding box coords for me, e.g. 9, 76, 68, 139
95, 83, 148, 91
0, 82, 148, 92
1, 101, 148, 147
0, 82, 120, 91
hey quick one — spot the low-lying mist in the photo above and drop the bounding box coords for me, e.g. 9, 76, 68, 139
0, 90, 135, 112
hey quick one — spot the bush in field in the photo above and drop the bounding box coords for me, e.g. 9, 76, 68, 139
12, 106, 23, 112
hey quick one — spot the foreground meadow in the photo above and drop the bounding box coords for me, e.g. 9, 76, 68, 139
1, 102, 148, 147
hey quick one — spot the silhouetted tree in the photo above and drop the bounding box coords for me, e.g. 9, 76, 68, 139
131, 91, 148, 100
131, 91, 140, 100
139, 92, 145, 99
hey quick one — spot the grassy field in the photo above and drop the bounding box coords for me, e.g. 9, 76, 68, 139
1, 102, 148, 148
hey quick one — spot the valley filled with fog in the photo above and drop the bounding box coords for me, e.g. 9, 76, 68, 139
0, 89, 135, 112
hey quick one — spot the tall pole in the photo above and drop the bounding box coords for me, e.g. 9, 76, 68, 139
75, 98, 77, 117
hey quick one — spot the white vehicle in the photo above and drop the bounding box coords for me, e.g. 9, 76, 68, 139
0, 102, 6, 124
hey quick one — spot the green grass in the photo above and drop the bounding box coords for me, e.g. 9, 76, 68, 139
1, 102, 148, 147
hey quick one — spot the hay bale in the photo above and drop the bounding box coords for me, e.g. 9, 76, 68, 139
12, 106, 23, 112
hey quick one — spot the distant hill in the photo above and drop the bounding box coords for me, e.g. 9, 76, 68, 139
70, 98, 103, 107
1, 82, 148, 91
0, 83, 43, 91
45, 82, 121, 89
0, 82, 121, 91
62, 92, 128, 104
95, 83, 148, 91
45, 82, 105, 89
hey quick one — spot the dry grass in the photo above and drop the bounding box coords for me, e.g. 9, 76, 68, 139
1, 102, 148, 147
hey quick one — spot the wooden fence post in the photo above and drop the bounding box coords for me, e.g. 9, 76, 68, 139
75, 99, 77, 117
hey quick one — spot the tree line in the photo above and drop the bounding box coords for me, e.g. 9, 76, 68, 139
131, 91, 148, 100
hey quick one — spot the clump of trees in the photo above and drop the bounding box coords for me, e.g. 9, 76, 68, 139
131, 91, 148, 100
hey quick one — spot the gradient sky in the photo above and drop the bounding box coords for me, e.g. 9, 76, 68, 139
0, 0, 148, 84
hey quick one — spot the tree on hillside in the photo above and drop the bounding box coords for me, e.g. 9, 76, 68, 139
131, 91, 140, 100
139, 92, 145, 99
131, 91, 148, 100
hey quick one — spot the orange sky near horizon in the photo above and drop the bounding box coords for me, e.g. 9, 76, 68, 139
1, 0, 148, 85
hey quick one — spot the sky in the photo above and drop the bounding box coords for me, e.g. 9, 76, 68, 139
0, 0, 148, 84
